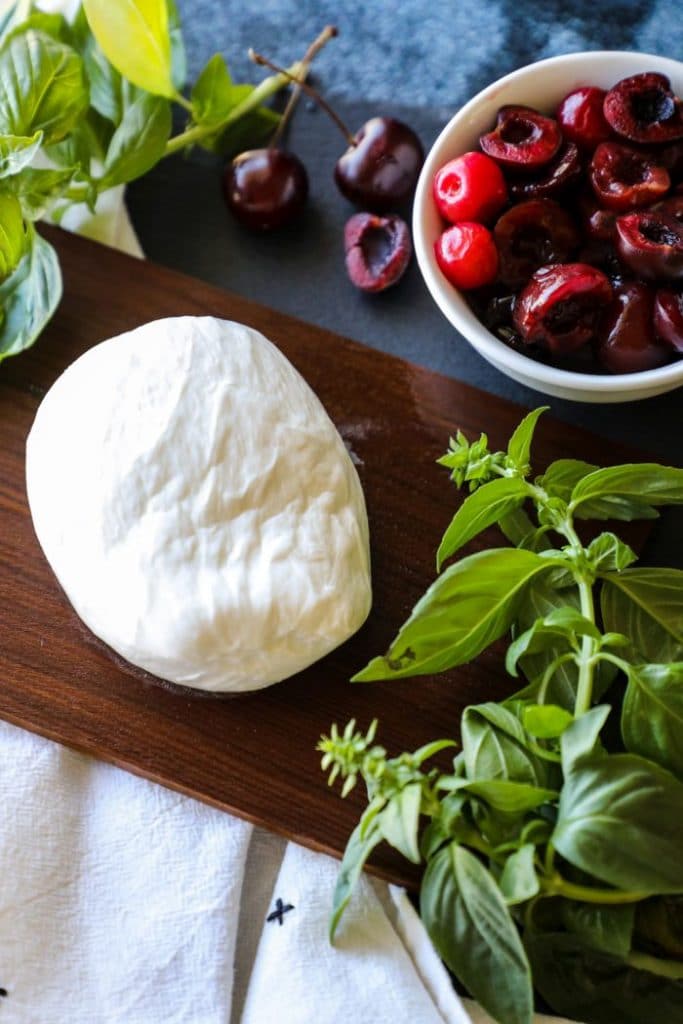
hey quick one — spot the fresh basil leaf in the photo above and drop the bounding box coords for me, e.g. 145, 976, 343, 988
0, 227, 61, 360
0, 190, 25, 276
206, 103, 280, 157
570, 464, 683, 520
412, 738, 457, 764
352, 548, 554, 681
378, 782, 421, 863
587, 531, 637, 573
83, 0, 175, 99
437, 477, 531, 570
5, 11, 73, 45
421, 843, 533, 1024
461, 702, 547, 786
506, 406, 548, 472
622, 663, 683, 778
525, 927, 683, 1024
601, 568, 683, 664
330, 820, 382, 940
100, 91, 171, 187
420, 819, 449, 860
507, 608, 600, 679
457, 778, 557, 813
554, 751, 683, 893
166, 0, 186, 90
191, 52, 235, 126
0, 130, 42, 178
523, 704, 573, 739
560, 902, 634, 958
72, 7, 129, 125
560, 705, 610, 773
536, 458, 599, 502
5, 166, 77, 219
0, 30, 89, 144
500, 844, 539, 905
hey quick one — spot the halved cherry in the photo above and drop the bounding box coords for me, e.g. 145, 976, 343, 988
590, 142, 669, 211
480, 105, 562, 168
509, 141, 582, 201
616, 210, 683, 281
604, 72, 683, 144
654, 288, 683, 351
597, 281, 670, 373
494, 198, 579, 289
513, 262, 613, 353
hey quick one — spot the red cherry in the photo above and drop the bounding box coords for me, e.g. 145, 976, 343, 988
513, 262, 613, 353
434, 222, 499, 290
597, 281, 670, 373
432, 152, 508, 224
556, 87, 612, 151
654, 288, 683, 351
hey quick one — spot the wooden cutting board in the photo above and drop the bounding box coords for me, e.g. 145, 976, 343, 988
0, 226, 653, 889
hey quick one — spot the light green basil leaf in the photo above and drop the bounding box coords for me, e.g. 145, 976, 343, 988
0, 227, 61, 360
587, 532, 637, 574
83, 0, 174, 98
560, 705, 610, 774
352, 548, 554, 681
0, 190, 25, 276
420, 820, 449, 861
72, 7, 129, 125
421, 843, 533, 1024
523, 704, 574, 739
0, 30, 89, 144
506, 406, 548, 471
570, 464, 683, 520
460, 778, 557, 813
0, 130, 42, 178
191, 52, 235, 126
101, 92, 171, 187
5, 166, 77, 219
437, 477, 531, 570
5, 11, 73, 45
379, 782, 422, 863
536, 458, 599, 502
0, 3, 18, 43
560, 902, 634, 958
622, 663, 683, 779
461, 703, 548, 787
500, 844, 540, 905
553, 751, 683, 893
330, 820, 383, 940
601, 568, 683, 664
412, 738, 457, 764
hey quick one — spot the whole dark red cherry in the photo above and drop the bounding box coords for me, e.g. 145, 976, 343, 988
597, 281, 670, 373
556, 86, 612, 151
480, 105, 562, 168
513, 262, 613, 353
494, 198, 579, 289
334, 117, 424, 212
509, 141, 582, 201
615, 210, 683, 281
344, 212, 412, 292
654, 289, 683, 351
223, 148, 308, 231
603, 72, 683, 144
590, 142, 670, 211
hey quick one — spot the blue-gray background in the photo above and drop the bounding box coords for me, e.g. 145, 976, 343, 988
127, 1, 683, 562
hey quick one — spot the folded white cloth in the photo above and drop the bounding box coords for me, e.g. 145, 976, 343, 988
0, 3, 576, 1021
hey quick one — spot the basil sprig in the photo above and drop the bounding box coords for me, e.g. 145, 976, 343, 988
320, 409, 683, 1024
0, 0, 320, 363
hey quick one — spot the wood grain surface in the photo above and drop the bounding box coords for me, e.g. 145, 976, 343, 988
0, 226, 654, 889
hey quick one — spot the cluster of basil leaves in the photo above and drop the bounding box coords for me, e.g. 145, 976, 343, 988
0, 0, 295, 362
319, 407, 683, 1024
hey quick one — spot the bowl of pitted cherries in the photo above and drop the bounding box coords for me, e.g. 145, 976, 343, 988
413, 51, 683, 402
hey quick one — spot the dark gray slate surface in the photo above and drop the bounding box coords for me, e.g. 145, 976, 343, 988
126, 5, 683, 565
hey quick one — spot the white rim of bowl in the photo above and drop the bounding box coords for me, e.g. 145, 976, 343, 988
413, 50, 683, 395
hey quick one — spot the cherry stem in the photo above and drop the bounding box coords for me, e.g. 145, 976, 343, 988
249, 47, 355, 147
270, 25, 338, 149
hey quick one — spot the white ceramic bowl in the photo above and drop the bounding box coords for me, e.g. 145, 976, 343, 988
413, 51, 683, 403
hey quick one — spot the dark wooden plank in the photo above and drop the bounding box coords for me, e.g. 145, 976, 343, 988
0, 226, 654, 889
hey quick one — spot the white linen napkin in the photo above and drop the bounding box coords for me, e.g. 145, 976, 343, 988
0, 3, 577, 1021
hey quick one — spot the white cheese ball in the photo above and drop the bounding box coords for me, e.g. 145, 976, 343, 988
26, 317, 372, 693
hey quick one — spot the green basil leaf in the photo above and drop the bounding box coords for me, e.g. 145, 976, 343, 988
83, 0, 174, 98
500, 843, 540, 905
0, 3, 19, 43
459, 778, 557, 813
561, 902, 634, 958
378, 782, 421, 863
523, 704, 573, 739
461, 703, 549, 787
0, 130, 42, 178
420, 819, 449, 860
437, 477, 531, 570
525, 927, 683, 1024
352, 548, 553, 681
536, 458, 599, 502
330, 820, 382, 940
421, 843, 533, 1024
0, 190, 25, 276
570, 464, 683, 520
166, 0, 186, 90
72, 7, 128, 125
560, 705, 610, 773
601, 568, 683, 664
0, 227, 61, 360
622, 663, 683, 778
6, 11, 73, 45
5, 166, 77, 219
0, 30, 89, 144
101, 92, 171, 187
208, 103, 281, 157
587, 531, 637, 573
191, 52, 236, 126
506, 406, 548, 471
412, 738, 457, 764
553, 751, 683, 893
